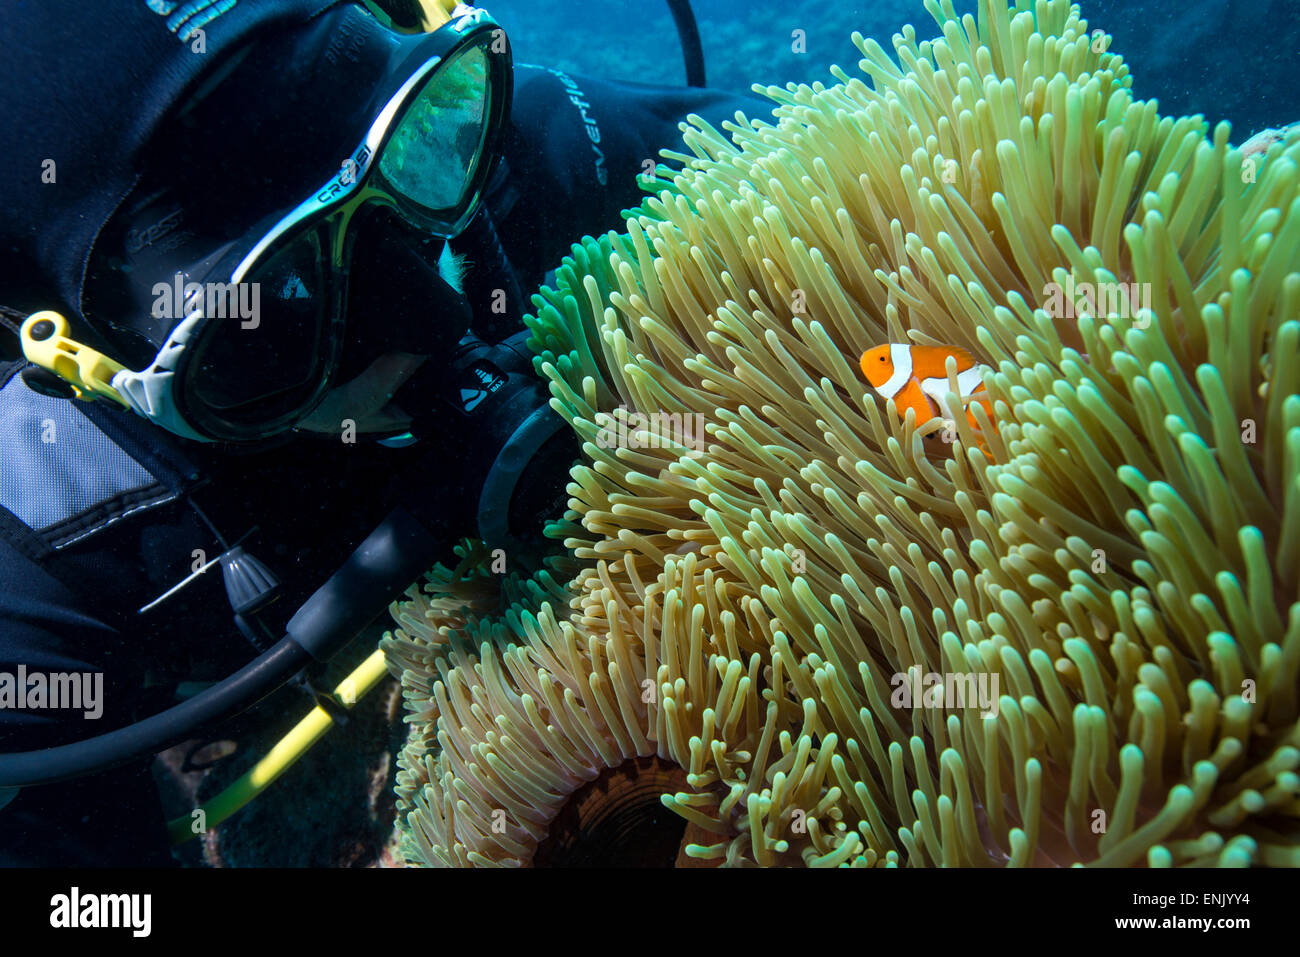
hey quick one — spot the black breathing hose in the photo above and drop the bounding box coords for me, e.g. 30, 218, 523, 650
666, 0, 706, 87
0, 640, 313, 789
0, 507, 446, 788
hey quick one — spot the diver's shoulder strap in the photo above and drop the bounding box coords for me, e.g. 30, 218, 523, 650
0, 359, 198, 558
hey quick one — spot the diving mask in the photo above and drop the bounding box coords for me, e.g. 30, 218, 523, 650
23, 2, 511, 443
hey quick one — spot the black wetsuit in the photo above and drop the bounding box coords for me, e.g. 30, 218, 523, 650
0, 64, 763, 866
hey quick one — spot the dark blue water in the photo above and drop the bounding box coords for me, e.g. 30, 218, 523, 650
488, 0, 1298, 143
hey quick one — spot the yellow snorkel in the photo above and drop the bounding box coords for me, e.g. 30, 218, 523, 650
422, 0, 463, 30
366, 0, 462, 33
166, 649, 393, 845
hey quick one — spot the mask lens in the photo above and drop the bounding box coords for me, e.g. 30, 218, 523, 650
379, 41, 491, 214
187, 227, 333, 423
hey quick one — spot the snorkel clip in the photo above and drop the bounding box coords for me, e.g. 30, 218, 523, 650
20, 310, 129, 407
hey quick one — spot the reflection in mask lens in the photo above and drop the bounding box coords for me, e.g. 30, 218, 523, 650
189, 228, 327, 414
379, 43, 489, 211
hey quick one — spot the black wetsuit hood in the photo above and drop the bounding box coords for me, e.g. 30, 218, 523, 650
0, 0, 342, 326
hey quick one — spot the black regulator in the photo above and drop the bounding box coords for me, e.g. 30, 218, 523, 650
415, 329, 578, 552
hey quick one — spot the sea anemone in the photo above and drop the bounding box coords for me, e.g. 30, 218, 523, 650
384, 0, 1300, 866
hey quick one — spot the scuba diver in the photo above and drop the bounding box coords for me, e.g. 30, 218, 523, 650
0, 0, 763, 865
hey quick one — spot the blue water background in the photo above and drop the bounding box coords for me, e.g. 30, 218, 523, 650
487, 0, 1298, 143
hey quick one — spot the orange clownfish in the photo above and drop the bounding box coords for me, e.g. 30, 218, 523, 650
860, 343, 994, 444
